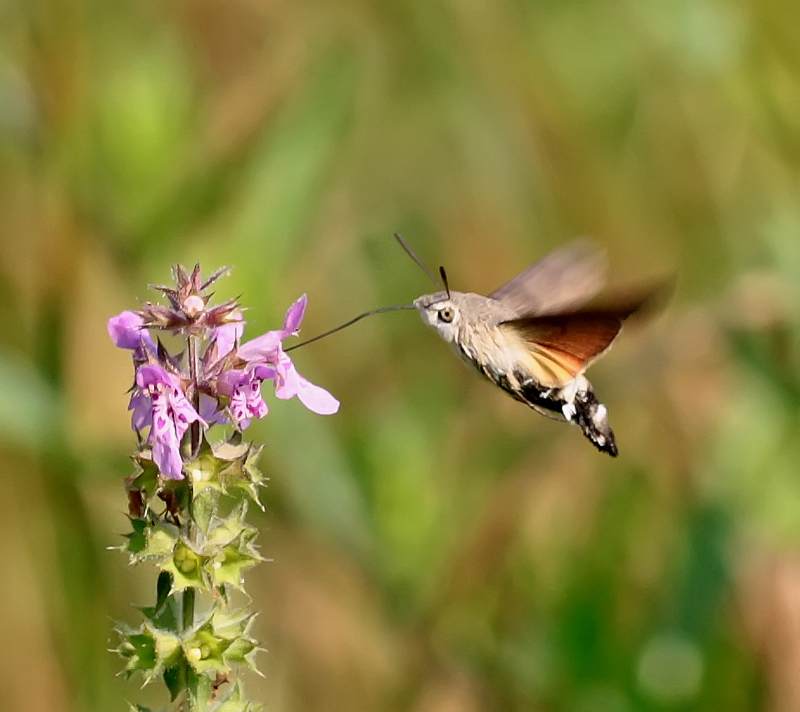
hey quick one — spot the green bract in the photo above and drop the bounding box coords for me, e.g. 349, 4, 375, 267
115, 439, 266, 703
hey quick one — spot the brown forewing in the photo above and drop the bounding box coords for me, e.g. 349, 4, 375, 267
501, 301, 645, 382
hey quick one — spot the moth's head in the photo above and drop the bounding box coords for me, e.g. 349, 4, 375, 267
413, 291, 463, 342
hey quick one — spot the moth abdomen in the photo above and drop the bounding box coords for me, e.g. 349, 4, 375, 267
572, 389, 618, 457
514, 375, 569, 417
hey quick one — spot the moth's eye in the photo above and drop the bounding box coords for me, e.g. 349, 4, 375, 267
438, 307, 455, 323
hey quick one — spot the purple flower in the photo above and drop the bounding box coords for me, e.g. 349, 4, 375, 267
217, 368, 269, 430
211, 315, 244, 358
267, 351, 339, 414
220, 295, 339, 428
131, 364, 205, 479
108, 311, 156, 359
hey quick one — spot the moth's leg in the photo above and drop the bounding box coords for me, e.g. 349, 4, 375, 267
560, 377, 583, 422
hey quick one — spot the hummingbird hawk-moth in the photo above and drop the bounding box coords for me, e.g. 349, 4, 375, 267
288, 234, 659, 456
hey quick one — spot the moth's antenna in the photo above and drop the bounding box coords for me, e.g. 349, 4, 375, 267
393, 232, 442, 288
439, 266, 451, 299
285, 304, 414, 352
287, 233, 442, 352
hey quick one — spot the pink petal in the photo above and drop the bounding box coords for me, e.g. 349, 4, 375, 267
283, 295, 307, 335
152, 432, 184, 479
199, 394, 228, 426
274, 359, 301, 400
216, 368, 248, 397
237, 330, 284, 362
244, 380, 269, 419
213, 319, 243, 357
108, 311, 155, 351
296, 377, 339, 415
129, 393, 152, 431
149, 392, 184, 479
136, 364, 180, 390
229, 390, 253, 430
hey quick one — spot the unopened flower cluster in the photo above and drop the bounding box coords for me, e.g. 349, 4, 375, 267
108, 265, 338, 710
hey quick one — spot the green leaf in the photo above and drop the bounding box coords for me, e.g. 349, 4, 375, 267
155, 571, 173, 612
162, 663, 184, 702
121, 518, 149, 555
183, 621, 233, 675
188, 667, 213, 709
116, 630, 157, 677
228, 444, 266, 509
140, 521, 180, 560
139, 592, 179, 632
223, 636, 260, 670
209, 527, 262, 591
205, 502, 251, 547
162, 541, 209, 591
210, 610, 261, 671
161, 476, 191, 513
211, 609, 254, 639
191, 487, 219, 535
197, 436, 267, 508
215, 585, 230, 606
129, 453, 160, 498
186, 438, 225, 496
146, 623, 182, 669
212, 681, 263, 711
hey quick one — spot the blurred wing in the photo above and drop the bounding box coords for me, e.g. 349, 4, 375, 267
489, 240, 606, 317
501, 300, 644, 387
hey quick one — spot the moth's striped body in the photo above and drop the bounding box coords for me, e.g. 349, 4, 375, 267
412, 243, 648, 457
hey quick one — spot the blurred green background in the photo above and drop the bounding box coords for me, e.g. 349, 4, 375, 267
2, 0, 800, 710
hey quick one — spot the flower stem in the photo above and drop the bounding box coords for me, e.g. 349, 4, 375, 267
187, 333, 202, 456
182, 587, 195, 631
183, 335, 198, 636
